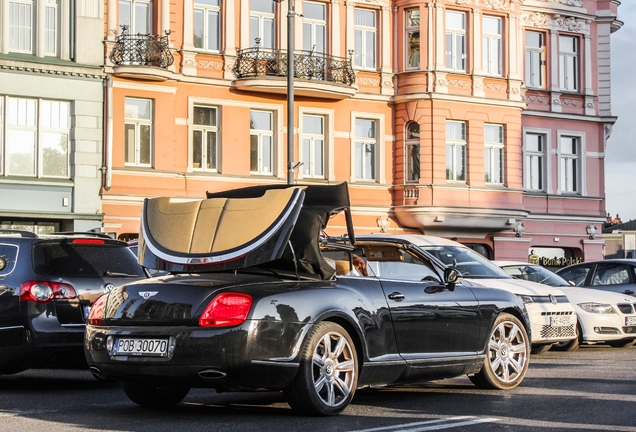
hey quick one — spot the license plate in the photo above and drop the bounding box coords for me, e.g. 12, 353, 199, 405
550, 316, 571, 327
112, 338, 169, 357
626, 316, 636, 326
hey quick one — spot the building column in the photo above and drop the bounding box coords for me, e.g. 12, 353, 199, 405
36, 0, 45, 57
107, 0, 117, 40
549, 30, 562, 112
331, 1, 341, 57
240, 0, 249, 48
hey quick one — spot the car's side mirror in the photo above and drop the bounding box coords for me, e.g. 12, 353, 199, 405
444, 267, 461, 291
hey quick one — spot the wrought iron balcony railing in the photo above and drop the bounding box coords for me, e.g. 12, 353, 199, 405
234, 43, 356, 86
110, 25, 174, 68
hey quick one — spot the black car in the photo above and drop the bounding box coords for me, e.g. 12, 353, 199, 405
85, 183, 531, 416
556, 259, 636, 297
0, 230, 147, 374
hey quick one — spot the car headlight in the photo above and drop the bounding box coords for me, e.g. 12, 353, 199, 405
577, 303, 616, 314
519, 295, 534, 304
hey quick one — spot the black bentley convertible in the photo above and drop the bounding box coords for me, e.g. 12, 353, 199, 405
85, 183, 530, 415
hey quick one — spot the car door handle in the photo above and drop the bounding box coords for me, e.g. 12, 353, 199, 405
388, 292, 405, 302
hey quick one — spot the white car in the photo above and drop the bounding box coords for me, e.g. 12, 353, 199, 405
495, 261, 636, 351
357, 234, 577, 354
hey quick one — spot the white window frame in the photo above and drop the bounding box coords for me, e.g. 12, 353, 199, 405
523, 130, 549, 192
249, 0, 275, 48
2, 96, 70, 178
406, 9, 420, 70
124, 97, 153, 167
191, 105, 219, 172
119, 0, 152, 34
194, 0, 220, 52
559, 35, 579, 92
446, 120, 466, 182
482, 15, 502, 76
354, 118, 377, 181
303, 1, 326, 54
445, 10, 466, 72
44, 0, 58, 55
8, 0, 33, 53
250, 110, 274, 175
354, 8, 377, 70
300, 113, 326, 179
350, 112, 385, 184
525, 30, 545, 89
484, 124, 504, 184
558, 132, 585, 195
299, 106, 334, 181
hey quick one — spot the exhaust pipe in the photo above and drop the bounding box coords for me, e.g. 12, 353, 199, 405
198, 369, 227, 380
89, 365, 102, 376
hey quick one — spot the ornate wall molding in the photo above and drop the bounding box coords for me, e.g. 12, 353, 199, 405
524, 95, 549, 104
531, 0, 583, 7
561, 98, 581, 107
521, 12, 591, 35
358, 77, 380, 86
480, 0, 525, 10
0, 63, 105, 79
448, 79, 471, 88
485, 83, 506, 91
196, 60, 223, 69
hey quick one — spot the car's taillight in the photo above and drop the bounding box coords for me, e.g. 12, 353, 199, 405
72, 239, 105, 244
199, 293, 253, 327
20, 281, 77, 303
88, 294, 108, 326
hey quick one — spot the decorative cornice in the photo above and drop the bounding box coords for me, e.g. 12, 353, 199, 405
479, 0, 524, 10
530, 0, 583, 7
0, 63, 105, 79
520, 12, 591, 35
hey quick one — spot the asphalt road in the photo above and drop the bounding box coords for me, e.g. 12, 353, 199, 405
0, 345, 635, 432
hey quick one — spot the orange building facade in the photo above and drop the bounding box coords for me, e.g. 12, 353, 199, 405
100, 0, 621, 265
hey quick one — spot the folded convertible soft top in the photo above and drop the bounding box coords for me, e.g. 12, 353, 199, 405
137, 183, 354, 279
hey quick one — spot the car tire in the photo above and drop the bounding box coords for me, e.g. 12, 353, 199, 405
121, 383, 190, 407
607, 339, 636, 348
469, 313, 529, 390
551, 324, 582, 352
284, 322, 358, 416
530, 343, 553, 355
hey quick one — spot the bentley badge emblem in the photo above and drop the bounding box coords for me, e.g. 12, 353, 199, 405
139, 291, 159, 299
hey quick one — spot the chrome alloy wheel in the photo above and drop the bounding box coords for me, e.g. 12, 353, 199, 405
311, 331, 356, 408
488, 320, 528, 384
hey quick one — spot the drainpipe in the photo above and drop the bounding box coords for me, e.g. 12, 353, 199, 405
103, 75, 113, 190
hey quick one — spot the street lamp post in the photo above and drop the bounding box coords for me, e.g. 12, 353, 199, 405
274, 0, 296, 185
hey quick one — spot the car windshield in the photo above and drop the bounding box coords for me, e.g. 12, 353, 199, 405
501, 264, 570, 287
418, 245, 510, 279
33, 242, 146, 278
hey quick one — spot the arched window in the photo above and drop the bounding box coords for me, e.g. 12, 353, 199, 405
406, 122, 420, 182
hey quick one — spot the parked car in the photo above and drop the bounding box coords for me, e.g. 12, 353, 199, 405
0, 230, 147, 375
495, 261, 636, 350
357, 234, 577, 355
85, 183, 530, 416
556, 259, 636, 297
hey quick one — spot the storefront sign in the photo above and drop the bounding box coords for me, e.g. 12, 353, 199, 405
528, 251, 582, 267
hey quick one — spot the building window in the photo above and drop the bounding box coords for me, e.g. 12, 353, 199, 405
355, 119, 376, 181
559, 35, 578, 92
484, 124, 503, 184
250, 110, 273, 175
3, 97, 69, 178
482, 16, 502, 76
124, 98, 152, 167
119, 0, 152, 34
354, 9, 376, 70
44, 0, 58, 55
406, 9, 420, 69
194, 0, 220, 52
406, 122, 420, 182
192, 106, 218, 171
560, 136, 579, 193
250, 0, 275, 48
525, 31, 545, 89
9, 0, 33, 52
446, 121, 466, 182
445, 11, 466, 72
0, 99, 3, 175
302, 114, 325, 178
524, 133, 545, 191
303, 1, 326, 54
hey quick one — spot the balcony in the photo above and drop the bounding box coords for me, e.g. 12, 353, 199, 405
233, 43, 357, 99
109, 26, 174, 81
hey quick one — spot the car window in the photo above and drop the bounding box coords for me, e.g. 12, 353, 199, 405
33, 242, 146, 278
0, 244, 19, 276
557, 265, 591, 286
365, 247, 439, 282
502, 264, 570, 286
592, 264, 633, 286
418, 245, 509, 278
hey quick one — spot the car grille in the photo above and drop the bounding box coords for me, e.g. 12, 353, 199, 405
541, 324, 576, 339
617, 303, 636, 314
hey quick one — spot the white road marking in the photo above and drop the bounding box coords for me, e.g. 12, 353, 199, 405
347, 416, 500, 432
